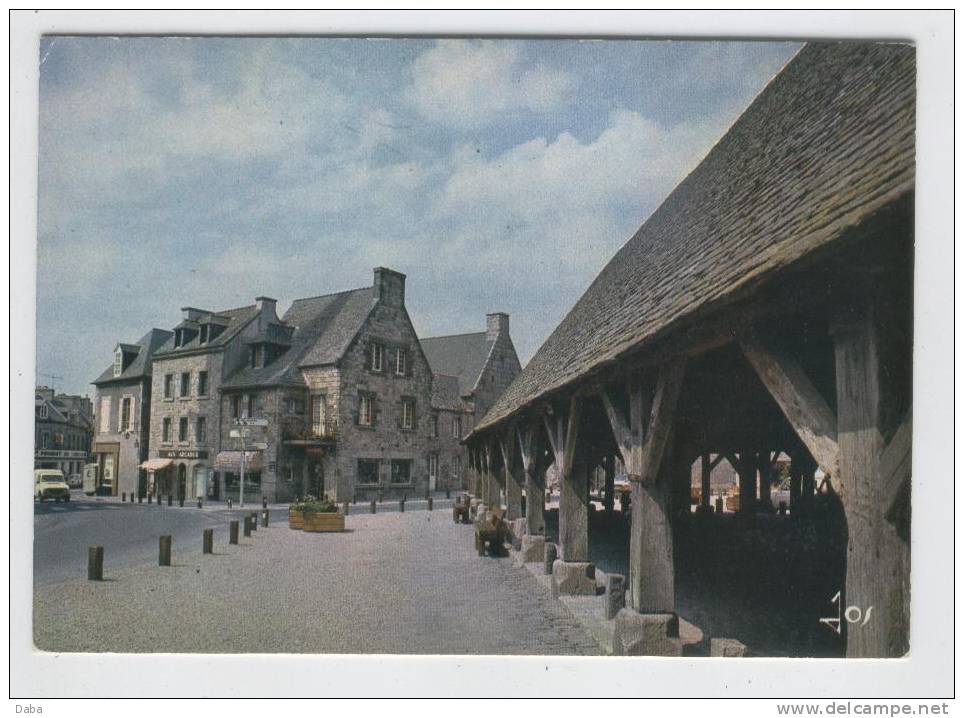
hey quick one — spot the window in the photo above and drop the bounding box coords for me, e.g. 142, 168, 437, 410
370, 342, 384, 372
199, 325, 209, 344
120, 397, 132, 432
178, 417, 188, 442
164, 374, 174, 399
246, 394, 254, 419
230, 395, 241, 420
359, 394, 374, 426
401, 398, 415, 430
38, 403, 48, 420
358, 459, 379, 485
162, 417, 172, 443
311, 395, 327, 435
453, 455, 462, 481
113, 348, 123, 377
430, 413, 438, 438
180, 372, 190, 397
41, 432, 49, 449
196, 416, 206, 444
99, 396, 111, 433
395, 348, 407, 375
452, 416, 462, 439
390, 459, 412, 484
198, 371, 208, 397
284, 398, 305, 415
251, 345, 264, 368
429, 454, 438, 481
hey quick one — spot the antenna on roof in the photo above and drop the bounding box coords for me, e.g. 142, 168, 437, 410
38, 373, 63, 388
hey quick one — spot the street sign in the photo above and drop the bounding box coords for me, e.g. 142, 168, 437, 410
249, 442, 268, 451
235, 418, 269, 427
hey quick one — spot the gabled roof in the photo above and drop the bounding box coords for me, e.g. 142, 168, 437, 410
476, 41, 915, 433
420, 332, 493, 397
92, 328, 174, 385
220, 287, 374, 389
153, 305, 259, 357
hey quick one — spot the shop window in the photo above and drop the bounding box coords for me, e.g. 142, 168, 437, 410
358, 459, 379, 485
391, 459, 412, 484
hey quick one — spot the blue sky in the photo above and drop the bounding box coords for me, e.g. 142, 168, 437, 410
37, 37, 799, 396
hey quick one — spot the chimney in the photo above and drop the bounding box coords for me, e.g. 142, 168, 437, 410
256, 296, 277, 316
486, 312, 509, 342
373, 267, 406, 307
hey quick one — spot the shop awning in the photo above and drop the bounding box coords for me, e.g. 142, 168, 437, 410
214, 451, 263, 472
140, 458, 174, 471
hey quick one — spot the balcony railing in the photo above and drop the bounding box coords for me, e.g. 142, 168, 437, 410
282, 418, 338, 442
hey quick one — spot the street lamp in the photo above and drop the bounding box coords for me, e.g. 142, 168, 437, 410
231, 416, 268, 507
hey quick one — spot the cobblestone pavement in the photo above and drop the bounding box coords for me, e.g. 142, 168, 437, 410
34, 507, 602, 655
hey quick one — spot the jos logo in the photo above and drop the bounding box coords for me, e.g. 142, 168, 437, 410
820, 591, 873, 634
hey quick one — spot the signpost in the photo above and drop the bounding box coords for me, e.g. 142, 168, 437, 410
232, 417, 268, 507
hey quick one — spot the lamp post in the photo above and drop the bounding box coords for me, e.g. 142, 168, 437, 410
232, 416, 268, 509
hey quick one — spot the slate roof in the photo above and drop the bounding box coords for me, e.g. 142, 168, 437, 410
220, 287, 375, 389
475, 41, 916, 434
420, 332, 493, 397
430, 373, 472, 412
154, 305, 259, 357
92, 328, 174, 385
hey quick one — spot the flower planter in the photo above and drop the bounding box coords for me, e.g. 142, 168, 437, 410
288, 509, 304, 530
301, 511, 345, 533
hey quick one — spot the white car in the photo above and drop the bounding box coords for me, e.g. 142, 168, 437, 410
34, 469, 71, 502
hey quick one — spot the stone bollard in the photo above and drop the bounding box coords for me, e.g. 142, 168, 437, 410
370, 499, 377, 514
343, 501, 350, 516
122, 492, 126, 502
399, 499, 405, 513
262, 496, 268, 510
261, 510, 269, 527
428, 497, 433, 511
138, 494, 142, 503
148, 494, 152, 504
168, 494, 173, 507
249, 512, 258, 531
130, 493, 135, 503
159, 535, 172, 566
710, 638, 748, 657
88, 546, 104, 581
228, 498, 233, 509
243, 516, 252, 538
203, 528, 213, 554
197, 498, 203, 509
446, 488, 450, 499
605, 574, 626, 620
229, 520, 239, 545
544, 543, 558, 576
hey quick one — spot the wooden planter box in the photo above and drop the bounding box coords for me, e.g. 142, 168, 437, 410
301, 511, 345, 533
289, 509, 304, 530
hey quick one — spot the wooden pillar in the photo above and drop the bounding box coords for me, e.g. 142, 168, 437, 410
757, 451, 774, 511
700, 454, 712, 511
737, 452, 756, 515
482, 442, 500, 508
500, 427, 523, 521
518, 421, 546, 535
603, 455, 615, 513
544, 396, 586, 564
833, 302, 894, 658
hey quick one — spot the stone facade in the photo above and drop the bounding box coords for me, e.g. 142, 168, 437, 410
34, 387, 93, 478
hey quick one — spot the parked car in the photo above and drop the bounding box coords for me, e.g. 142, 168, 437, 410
66, 474, 83, 489
34, 469, 70, 503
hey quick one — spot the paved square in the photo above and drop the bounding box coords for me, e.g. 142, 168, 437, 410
34, 508, 602, 655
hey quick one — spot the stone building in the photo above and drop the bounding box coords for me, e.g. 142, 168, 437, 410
90, 328, 172, 496
420, 313, 522, 493
145, 298, 281, 499
34, 386, 93, 478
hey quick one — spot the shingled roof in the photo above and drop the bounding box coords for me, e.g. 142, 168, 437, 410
475, 41, 915, 434
92, 328, 174, 385
220, 287, 375, 389
420, 331, 492, 397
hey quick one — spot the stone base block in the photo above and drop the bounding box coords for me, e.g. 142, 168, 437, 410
516, 534, 545, 564
710, 638, 747, 657
551, 560, 597, 596
612, 609, 683, 656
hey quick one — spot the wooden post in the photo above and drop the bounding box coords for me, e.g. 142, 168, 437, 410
700, 454, 712, 512
229, 520, 239, 544
832, 301, 907, 657
261, 510, 269, 527
158, 535, 172, 566
603, 455, 616, 513
249, 511, 258, 531
517, 421, 546, 536
88, 546, 104, 581
499, 426, 524, 521
427, 497, 433, 511
737, 452, 756, 516
370, 499, 376, 514
243, 516, 252, 537
202, 528, 213, 554
544, 395, 586, 563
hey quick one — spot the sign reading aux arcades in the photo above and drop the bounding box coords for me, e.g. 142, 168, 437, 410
159, 448, 208, 460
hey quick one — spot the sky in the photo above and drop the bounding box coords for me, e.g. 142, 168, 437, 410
37, 37, 799, 396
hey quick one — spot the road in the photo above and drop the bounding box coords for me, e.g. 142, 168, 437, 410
34, 492, 285, 585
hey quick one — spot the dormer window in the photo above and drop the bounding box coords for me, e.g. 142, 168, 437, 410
173, 329, 182, 348
199, 325, 209, 344
251, 345, 265, 368
113, 348, 123, 377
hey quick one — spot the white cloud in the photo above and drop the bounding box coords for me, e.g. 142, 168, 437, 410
409, 40, 572, 128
